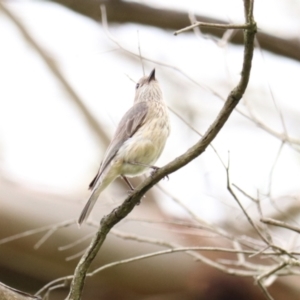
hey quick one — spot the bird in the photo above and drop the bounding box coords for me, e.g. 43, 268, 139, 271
78, 69, 170, 225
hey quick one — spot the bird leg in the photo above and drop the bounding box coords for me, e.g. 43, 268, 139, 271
121, 175, 135, 191
121, 175, 145, 204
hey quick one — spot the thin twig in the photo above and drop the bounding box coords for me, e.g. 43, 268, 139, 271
254, 37, 289, 141
257, 280, 274, 300
110, 229, 257, 255
267, 141, 285, 196
232, 183, 258, 203
168, 106, 227, 169
226, 154, 269, 244
0, 220, 76, 245
58, 232, 96, 251
188, 11, 202, 39
175, 22, 251, 36
35, 277, 73, 297
66, 249, 88, 262
249, 245, 270, 258
226, 158, 296, 260
261, 218, 300, 234
155, 184, 210, 226
43, 282, 68, 300
34, 229, 57, 250
89, 246, 257, 276
256, 262, 287, 300
137, 30, 145, 76
122, 218, 265, 250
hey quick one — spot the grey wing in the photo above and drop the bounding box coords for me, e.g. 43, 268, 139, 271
89, 101, 148, 190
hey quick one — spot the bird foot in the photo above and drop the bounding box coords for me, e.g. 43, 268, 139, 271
150, 166, 160, 177
150, 166, 169, 180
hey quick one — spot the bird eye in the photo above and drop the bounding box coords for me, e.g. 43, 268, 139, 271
136, 83, 140, 89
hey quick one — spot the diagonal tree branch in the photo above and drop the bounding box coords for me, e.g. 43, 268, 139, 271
66, 1, 257, 299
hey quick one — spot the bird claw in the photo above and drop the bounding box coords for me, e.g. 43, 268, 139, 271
150, 166, 160, 177
127, 189, 135, 196
150, 167, 169, 180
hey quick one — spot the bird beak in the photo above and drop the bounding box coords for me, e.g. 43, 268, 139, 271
148, 69, 156, 82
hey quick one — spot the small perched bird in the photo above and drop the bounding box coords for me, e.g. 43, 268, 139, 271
78, 69, 170, 225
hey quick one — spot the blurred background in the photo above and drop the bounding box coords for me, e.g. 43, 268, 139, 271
0, 0, 300, 299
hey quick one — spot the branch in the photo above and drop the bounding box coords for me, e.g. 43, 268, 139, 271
174, 22, 251, 35
0, 282, 40, 300
66, 2, 257, 299
0, 220, 76, 246
261, 218, 300, 234
256, 262, 287, 300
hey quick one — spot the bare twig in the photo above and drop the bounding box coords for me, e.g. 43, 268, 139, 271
267, 141, 284, 196
226, 157, 298, 261
58, 232, 96, 251
0, 220, 76, 246
261, 218, 300, 234
43, 282, 68, 300
254, 37, 289, 141
136, 30, 145, 76
66, 249, 88, 262
89, 246, 257, 276
256, 262, 287, 300
35, 277, 73, 297
155, 184, 210, 226
188, 11, 203, 39
123, 218, 265, 250
257, 280, 274, 300
174, 22, 251, 36
0, 282, 41, 300
167, 106, 227, 169
110, 229, 260, 255
226, 154, 269, 244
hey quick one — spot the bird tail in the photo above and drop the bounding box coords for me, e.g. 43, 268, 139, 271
77, 183, 105, 226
